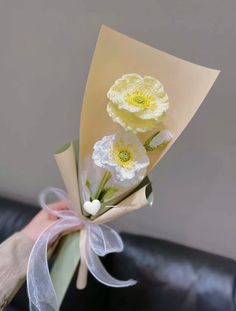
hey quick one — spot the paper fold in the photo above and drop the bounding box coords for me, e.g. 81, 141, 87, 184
54, 143, 82, 216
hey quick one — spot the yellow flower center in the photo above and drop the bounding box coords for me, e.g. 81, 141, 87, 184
113, 141, 134, 168
118, 150, 131, 162
133, 96, 145, 104
126, 91, 154, 109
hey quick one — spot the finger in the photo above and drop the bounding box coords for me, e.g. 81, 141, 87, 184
49, 225, 83, 245
47, 201, 69, 220
49, 201, 68, 211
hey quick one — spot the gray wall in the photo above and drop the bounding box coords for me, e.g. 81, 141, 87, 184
0, 0, 236, 259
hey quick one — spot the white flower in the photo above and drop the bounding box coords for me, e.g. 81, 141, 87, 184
92, 131, 150, 187
107, 74, 169, 133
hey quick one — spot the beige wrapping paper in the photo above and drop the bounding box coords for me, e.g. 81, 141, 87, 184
76, 229, 88, 289
54, 143, 82, 217
80, 25, 220, 180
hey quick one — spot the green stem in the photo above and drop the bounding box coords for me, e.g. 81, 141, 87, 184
94, 170, 111, 200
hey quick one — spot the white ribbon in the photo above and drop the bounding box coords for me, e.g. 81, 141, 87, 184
27, 187, 136, 311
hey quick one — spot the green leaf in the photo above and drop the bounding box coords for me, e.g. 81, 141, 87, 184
55, 143, 71, 154
51, 232, 81, 307
101, 187, 118, 203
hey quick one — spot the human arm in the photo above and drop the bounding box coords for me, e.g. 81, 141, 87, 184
0, 202, 67, 310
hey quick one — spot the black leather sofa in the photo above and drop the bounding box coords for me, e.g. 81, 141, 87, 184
1, 196, 236, 311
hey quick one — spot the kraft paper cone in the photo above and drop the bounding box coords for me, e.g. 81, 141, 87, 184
80, 25, 220, 182
76, 229, 88, 289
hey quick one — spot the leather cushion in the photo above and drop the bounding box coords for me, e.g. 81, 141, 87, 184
109, 233, 236, 311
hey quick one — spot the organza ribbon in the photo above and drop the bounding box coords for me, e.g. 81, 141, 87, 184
27, 187, 136, 311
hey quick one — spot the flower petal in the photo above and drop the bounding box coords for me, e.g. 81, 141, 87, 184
107, 74, 169, 133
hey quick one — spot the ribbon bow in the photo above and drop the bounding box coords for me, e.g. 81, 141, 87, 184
27, 187, 136, 311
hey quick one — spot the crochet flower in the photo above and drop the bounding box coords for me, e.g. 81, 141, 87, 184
144, 130, 173, 151
92, 131, 150, 187
107, 74, 169, 133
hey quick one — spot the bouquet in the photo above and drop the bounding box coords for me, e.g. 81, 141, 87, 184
26, 26, 220, 311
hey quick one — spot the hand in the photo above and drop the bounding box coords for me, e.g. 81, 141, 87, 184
21, 202, 68, 243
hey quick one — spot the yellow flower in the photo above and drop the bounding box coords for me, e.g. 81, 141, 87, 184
107, 74, 169, 133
